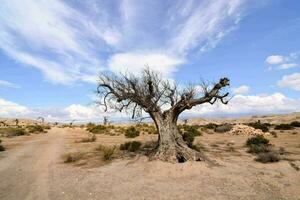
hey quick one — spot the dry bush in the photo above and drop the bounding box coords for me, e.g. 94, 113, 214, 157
62, 152, 84, 163
0, 140, 5, 151
290, 121, 300, 127
274, 123, 294, 130
0, 127, 27, 137
26, 125, 46, 133
270, 131, 277, 138
289, 162, 300, 171
124, 126, 140, 138
247, 121, 270, 132
214, 124, 233, 133
255, 152, 280, 163
77, 134, 96, 143
95, 145, 116, 161
120, 141, 142, 152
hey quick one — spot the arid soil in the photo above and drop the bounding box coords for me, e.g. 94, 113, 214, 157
0, 126, 300, 200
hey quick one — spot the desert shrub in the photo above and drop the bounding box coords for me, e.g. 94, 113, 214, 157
274, 123, 294, 130
270, 131, 277, 138
255, 152, 280, 163
26, 125, 44, 133
124, 126, 140, 138
87, 125, 107, 134
214, 124, 233, 133
203, 123, 218, 129
102, 146, 116, 161
0, 144, 5, 151
246, 135, 269, 146
120, 141, 142, 152
248, 144, 271, 154
290, 121, 300, 127
62, 152, 83, 163
78, 134, 96, 143
43, 125, 51, 129
0, 128, 27, 137
247, 122, 269, 132
289, 162, 300, 171
181, 125, 202, 148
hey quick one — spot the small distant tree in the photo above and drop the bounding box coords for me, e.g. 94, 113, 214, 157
103, 116, 109, 125
97, 68, 230, 162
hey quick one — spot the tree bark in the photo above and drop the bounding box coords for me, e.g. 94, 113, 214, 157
151, 113, 205, 163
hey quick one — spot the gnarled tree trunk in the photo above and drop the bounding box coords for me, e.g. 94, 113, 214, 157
151, 113, 205, 163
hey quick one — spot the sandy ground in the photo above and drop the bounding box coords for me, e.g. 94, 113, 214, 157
0, 127, 300, 200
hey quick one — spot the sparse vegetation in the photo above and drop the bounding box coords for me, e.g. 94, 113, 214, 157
247, 121, 270, 132
87, 124, 107, 134
77, 134, 96, 143
203, 123, 218, 129
274, 123, 294, 130
270, 131, 277, 138
0, 140, 5, 151
290, 121, 300, 127
255, 152, 280, 163
103, 146, 116, 160
62, 152, 84, 163
246, 135, 280, 163
120, 141, 142, 152
0, 127, 27, 137
26, 125, 45, 133
246, 135, 269, 146
180, 125, 202, 148
214, 124, 233, 133
124, 126, 140, 138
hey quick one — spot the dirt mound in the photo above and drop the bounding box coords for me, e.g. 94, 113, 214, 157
228, 124, 269, 136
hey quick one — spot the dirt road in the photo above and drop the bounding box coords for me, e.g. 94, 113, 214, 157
0, 127, 299, 200
0, 128, 66, 200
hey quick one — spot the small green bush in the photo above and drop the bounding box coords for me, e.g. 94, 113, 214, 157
0, 144, 5, 151
246, 135, 269, 146
26, 125, 44, 133
214, 124, 233, 133
290, 121, 300, 127
87, 125, 107, 134
120, 141, 142, 152
274, 124, 294, 130
102, 146, 116, 161
0, 128, 27, 137
255, 152, 280, 163
124, 126, 140, 138
247, 122, 269, 132
203, 123, 218, 129
181, 125, 202, 148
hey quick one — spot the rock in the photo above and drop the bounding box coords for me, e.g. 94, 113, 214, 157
228, 124, 270, 136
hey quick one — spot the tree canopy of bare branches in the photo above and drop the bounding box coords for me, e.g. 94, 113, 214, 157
97, 68, 230, 162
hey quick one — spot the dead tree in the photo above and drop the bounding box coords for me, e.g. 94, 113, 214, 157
37, 117, 44, 123
15, 119, 19, 126
97, 68, 230, 163
103, 116, 109, 125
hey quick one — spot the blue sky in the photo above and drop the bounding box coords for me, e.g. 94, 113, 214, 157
0, 0, 300, 122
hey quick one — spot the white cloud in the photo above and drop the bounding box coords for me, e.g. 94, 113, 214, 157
0, 80, 20, 88
232, 85, 250, 94
185, 93, 300, 116
0, 98, 29, 118
266, 53, 299, 70
108, 52, 184, 77
168, 0, 244, 55
266, 55, 285, 65
0, 0, 248, 84
278, 63, 298, 69
277, 73, 300, 91
0, 0, 116, 84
